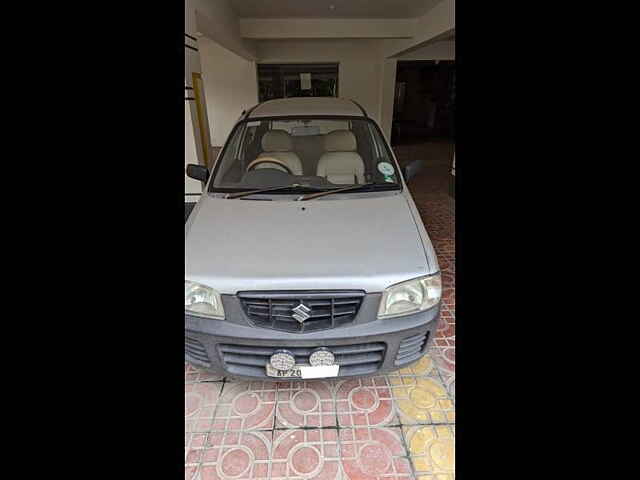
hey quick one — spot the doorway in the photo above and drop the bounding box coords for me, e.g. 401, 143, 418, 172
391, 60, 455, 197
392, 60, 455, 145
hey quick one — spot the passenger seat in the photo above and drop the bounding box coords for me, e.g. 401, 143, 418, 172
316, 130, 365, 184
254, 130, 303, 175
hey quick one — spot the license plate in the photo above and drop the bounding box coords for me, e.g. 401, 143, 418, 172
266, 364, 339, 379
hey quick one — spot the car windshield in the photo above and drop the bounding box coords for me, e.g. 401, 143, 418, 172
209, 117, 401, 193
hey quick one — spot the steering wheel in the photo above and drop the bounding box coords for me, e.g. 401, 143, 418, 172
246, 157, 293, 175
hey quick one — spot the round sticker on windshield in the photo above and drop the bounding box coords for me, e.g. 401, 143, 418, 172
377, 162, 394, 176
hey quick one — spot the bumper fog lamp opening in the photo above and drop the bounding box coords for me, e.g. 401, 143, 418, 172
269, 350, 296, 371
309, 348, 335, 366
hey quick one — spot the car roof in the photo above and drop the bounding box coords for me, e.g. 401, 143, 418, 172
245, 97, 366, 119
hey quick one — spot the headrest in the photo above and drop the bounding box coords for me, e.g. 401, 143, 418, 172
261, 130, 292, 152
324, 130, 357, 152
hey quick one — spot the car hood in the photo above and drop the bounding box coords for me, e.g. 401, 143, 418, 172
185, 192, 434, 294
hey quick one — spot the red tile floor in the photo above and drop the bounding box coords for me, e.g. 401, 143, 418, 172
185, 141, 455, 480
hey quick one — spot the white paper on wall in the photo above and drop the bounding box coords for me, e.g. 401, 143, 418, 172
300, 73, 311, 90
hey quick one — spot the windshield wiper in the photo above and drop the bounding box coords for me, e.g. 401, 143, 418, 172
226, 184, 324, 199
299, 182, 398, 201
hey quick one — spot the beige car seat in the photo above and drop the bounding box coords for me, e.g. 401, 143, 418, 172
253, 130, 303, 175
316, 130, 365, 184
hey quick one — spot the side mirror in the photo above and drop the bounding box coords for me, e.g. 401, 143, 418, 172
186, 164, 210, 183
402, 159, 424, 183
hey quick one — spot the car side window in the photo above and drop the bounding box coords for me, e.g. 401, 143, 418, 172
217, 123, 246, 183
367, 123, 398, 183
351, 122, 376, 181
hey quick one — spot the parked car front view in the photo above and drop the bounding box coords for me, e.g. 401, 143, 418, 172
185, 97, 441, 380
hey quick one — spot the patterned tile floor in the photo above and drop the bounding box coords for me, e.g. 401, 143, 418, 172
185, 141, 455, 480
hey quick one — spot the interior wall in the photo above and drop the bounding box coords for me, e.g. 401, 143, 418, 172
195, 35, 454, 154
191, 0, 257, 60
185, 0, 203, 199
383, 0, 455, 57
379, 59, 398, 142
199, 37, 259, 147
255, 39, 385, 125
396, 40, 455, 60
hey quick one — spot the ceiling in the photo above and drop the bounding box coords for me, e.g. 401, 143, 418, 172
230, 0, 441, 19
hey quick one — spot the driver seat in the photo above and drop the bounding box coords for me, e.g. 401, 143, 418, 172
254, 130, 303, 175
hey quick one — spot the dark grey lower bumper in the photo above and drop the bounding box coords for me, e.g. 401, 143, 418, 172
185, 304, 440, 380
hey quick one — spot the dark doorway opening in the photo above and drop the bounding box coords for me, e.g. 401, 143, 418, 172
391, 60, 455, 198
257, 63, 339, 102
391, 60, 455, 145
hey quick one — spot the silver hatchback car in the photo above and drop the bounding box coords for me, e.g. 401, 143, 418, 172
185, 97, 441, 380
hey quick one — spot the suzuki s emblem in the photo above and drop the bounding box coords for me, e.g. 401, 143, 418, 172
292, 302, 312, 323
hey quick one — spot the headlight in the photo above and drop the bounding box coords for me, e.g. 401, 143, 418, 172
378, 273, 441, 319
185, 280, 224, 319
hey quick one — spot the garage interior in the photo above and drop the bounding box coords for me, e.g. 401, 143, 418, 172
185, 1, 455, 479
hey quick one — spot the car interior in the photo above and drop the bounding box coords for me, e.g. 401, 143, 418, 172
215, 119, 394, 187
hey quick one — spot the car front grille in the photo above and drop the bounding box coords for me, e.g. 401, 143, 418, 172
185, 336, 210, 365
219, 342, 386, 377
237, 291, 365, 333
395, 332, 429, 366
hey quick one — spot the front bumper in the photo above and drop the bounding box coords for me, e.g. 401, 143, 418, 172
185, 295, 440, 380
